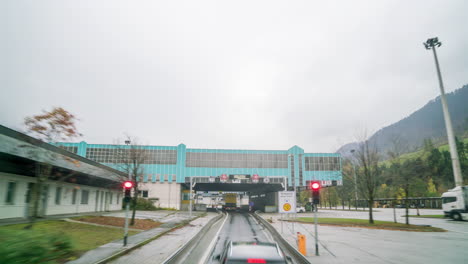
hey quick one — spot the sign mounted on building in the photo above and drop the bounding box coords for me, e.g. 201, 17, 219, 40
230, 174, 250, 179
252, 174, 259, 183
278, 191, 296, 214
220, 174, 228, 183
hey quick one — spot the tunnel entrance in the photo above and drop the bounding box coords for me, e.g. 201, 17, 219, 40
182, 176, 286, 212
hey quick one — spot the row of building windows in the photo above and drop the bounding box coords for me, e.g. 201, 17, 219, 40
186, 153, 289, 168
138, 174, 176, 182
4, 181, 119, 206
58, 146, 78, 154
57, 145, 342, 171
304, 156, 341, 171
85, 148, 177, 164
290, 156, 295, 186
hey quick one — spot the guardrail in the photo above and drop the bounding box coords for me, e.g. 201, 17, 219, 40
253, 211, 311, 264
163, 211, 225, 264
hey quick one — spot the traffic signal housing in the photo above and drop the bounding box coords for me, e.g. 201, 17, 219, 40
123, 181, 134, 203
310, 181, 320, 204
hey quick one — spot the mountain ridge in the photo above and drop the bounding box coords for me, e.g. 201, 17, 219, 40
337, 84, 468, 158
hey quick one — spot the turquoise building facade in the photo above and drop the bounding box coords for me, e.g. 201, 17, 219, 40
57, 142, 342, 187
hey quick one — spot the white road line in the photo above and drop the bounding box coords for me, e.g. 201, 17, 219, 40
198, 213, 229, 264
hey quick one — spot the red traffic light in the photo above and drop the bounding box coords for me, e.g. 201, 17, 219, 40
123, 181, 134, 189
311, 181, 320, 190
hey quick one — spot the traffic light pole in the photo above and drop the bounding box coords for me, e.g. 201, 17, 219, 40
314, 207, 319, 256
123, 140, 131, 247
123, 174, 131, 247
123, 200, 130, 246
309, 181, 320, 256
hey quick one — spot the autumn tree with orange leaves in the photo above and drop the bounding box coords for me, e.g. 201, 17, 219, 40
24, 107, 82, 142
23, 107, 82, 229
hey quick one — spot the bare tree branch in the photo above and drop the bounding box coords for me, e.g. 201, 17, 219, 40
353, 130, 381, 224
113, 136, 149, 225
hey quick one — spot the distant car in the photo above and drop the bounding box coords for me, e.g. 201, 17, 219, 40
216, 241, 288, 264
296, 206, 305, 213
223, 206, 237, 211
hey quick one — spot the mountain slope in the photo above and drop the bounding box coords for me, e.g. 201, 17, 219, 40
338, 84, 468, 157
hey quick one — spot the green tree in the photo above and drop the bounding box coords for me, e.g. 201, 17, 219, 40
427, 178, 438, 197
298, 190, 310, 206
423, 138, 435, 154
455, 137, 468, 184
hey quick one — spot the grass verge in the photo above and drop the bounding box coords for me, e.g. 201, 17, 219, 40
0, 220, 139, 262
403, 215, 445, 219
292, 217, 446, 232
316, 208, 374, 212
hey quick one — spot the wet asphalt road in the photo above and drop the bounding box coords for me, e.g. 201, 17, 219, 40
208, 211, 274, 263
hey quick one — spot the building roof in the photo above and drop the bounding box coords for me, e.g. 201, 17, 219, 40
0, 125, 126, 186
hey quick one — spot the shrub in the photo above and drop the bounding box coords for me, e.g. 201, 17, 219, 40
131, 198, 158, 210
0, 229, 73, 264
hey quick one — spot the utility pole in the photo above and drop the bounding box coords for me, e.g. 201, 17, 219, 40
424, 37, 463, 187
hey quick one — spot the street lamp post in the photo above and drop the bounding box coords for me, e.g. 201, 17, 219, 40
424, 37, 463, 187
288, 154, 296, 193
350, 150, 358, 210
123, 140, 131, 246
189, 176, 193, 218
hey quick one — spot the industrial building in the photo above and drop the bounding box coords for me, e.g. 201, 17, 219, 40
55, 142, 343, 210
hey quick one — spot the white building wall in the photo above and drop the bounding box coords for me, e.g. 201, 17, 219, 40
0, 172, 122, 220
138, 182, 181, 210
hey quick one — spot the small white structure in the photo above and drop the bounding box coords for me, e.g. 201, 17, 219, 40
138, 182, 182, 210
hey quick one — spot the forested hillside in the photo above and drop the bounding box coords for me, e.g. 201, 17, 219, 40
338, 84, 468, 157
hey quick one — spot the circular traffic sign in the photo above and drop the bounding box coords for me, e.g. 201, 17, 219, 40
283, 203, 291, 211
220, 174, 227, 182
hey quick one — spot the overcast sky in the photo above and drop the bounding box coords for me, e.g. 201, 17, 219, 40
1, 0, 467, 152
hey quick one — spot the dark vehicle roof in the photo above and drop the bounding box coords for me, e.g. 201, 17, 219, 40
226, 242, 287, 263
